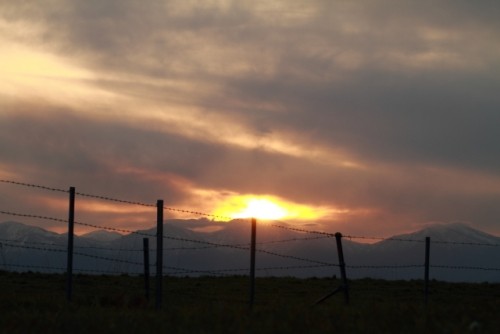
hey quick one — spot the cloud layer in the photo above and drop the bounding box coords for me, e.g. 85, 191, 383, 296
1, 0, 500, 236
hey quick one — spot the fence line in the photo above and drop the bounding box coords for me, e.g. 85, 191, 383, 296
2, 208, 500, 270
2, 242, 68, 254
270, 223, 334, 236
2, 208, 500, 272
270, 222, 500, 247
5, 238, 500, 275
0, 239, 357, 273
0, 237, 145, 252
4, 178, 498, 246
0, 179, 67, 193
0, 179, 231, 220
344, 235, 425, 243
430, 265, 500, 272
0, 210, 67, 224
347, 264, 424, 269
0, 210, 337, 268
431, 240, 500, 247
2, 178, 500, 309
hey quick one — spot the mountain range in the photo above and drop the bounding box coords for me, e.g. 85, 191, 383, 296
1, 220, 499, 283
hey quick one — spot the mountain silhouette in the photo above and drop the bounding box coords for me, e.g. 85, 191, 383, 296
0, 220, 498, 282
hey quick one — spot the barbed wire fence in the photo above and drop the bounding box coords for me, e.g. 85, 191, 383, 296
1, 179, 500, 309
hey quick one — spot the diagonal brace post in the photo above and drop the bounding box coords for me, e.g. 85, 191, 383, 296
315, 232, 349, 305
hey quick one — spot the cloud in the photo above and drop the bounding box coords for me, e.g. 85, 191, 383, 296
1, 1, 500, 236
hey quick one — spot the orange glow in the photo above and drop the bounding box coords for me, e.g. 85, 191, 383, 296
40, 197, 152, 214
212, 194, 330, 221
234, 198, 287, 220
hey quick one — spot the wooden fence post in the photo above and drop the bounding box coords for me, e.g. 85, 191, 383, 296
315, 232, 349, 305
249, 217, 257, 308
424, 236, 430, 304
66, 186, 75, 302
156, 200, 164, 310
143, 238, 150, 301
335, 232, 349, 305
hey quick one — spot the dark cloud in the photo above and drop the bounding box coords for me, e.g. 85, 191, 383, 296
1, 1, 500, 236
221, 69, 500, 172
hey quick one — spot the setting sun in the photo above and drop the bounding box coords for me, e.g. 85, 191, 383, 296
212, 194, 328, 221
233, 198, 288, 220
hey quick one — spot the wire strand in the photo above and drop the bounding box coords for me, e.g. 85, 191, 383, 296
0, 179, 67, 193
0, 210, 67, 223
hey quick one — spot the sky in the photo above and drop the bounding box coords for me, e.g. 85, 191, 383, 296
1, 0, 499, 237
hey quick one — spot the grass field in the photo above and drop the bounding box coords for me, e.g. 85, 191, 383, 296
0, 271, 498, 333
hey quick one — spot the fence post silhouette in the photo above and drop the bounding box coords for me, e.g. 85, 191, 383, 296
336, 232, 349, 305
424, 236, 430, 304
315, 232, 349, 305
66, 186, 75, 302
143, 238, 150, 301
156, 200, 164, 310
249, 217, 257, 308
0, 243, 5, 270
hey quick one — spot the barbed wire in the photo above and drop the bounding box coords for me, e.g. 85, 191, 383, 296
431, 264, 500, 271
163, 234, 250, 251
0, 179, 67, 193
2, 231, 336, 271
344, 235, 425, 243
270, 224, 335, 236
164, 265, 233, 277
75, 221, 249, 251
74, 245, 144, 252
0, 236, 326, 253
70, 220, 500, 249
0, 263, 142, 275
431, 240, 500, 247
1, 241, 237, 275
258, 264, 335, 272
77, 190, 232, 220
0, 238, 144, 253
256, 249, 337, 266
74, 221, 154, 237
0, 178, 231, 220
76, 251, 221, 276
163, 245, 226, 251
344, 235, 500, 247
161, 234, 334, 249
7, 213, 499, 272
75, 191, 155, 208
347, 264, 424, 269
73, 220, 337, 263
73, 251, 144, 267
1, 243, 146, 269
2, 191, 500, 278
257, 235, 334, 245
271, 224, 500, 247
0, 238, 65, 248
1, 243, 224, 276
0, 210, 67, 224
162, 207, 232, 221
1, 263, 67, 272
164, 264, 337, 276
78, 189, 232, 220
2, 242, 68, 254
3, 178, 499, 246
73, 268, 142, 275
3, 241, 500, 275
270, 223, 428, 244
0, 236, 200, 253
161, 233, 337, 266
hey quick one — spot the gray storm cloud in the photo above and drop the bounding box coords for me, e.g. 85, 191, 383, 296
1, 0, 499, 236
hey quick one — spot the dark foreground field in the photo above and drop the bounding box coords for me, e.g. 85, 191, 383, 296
0, 271, 498, 333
